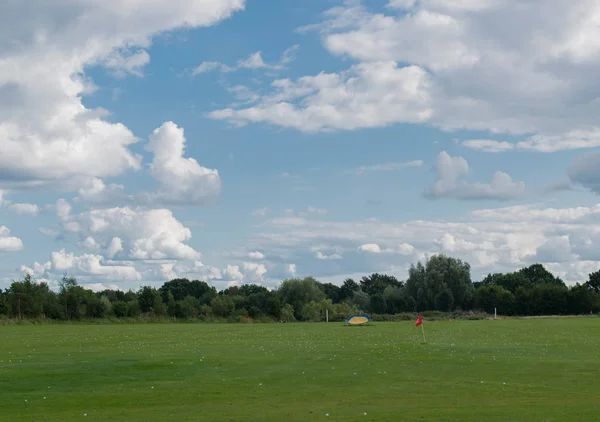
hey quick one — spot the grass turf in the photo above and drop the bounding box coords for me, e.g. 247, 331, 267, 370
1, 319, 599, 421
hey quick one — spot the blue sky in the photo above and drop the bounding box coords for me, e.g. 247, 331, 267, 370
2, 0, 600, 291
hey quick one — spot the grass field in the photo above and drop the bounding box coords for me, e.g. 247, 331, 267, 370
1, 319, 599, 421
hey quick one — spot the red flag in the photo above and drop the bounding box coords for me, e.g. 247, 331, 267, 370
415, 315, 423, 327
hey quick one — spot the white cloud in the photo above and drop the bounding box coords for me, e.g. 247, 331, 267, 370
103, 49, 151, 78
462, 140, 515, 153
247, 201, 600, 284
358, 243, 381, 253
286, 263, 297, 275
307, 207, 328, 214
315, 251, 343, 260
464, 131, 600, 153
0, 226, 24, 251
209, 61, 432, 132
211, 1, 600, 152
39, 227, 59, 237
78, 236, 101, 250
242, 261, 267, 281
75, 178, 126, 203
0, 0, 245, 190
106, 237, 124, 259
348, 160, 424, 174
568, 151, 600, 194
359, 242, 415, 255
222, 264, 244, 281
252, 207, 271, 216
192, 45, 299, 75
55, 199, 72, 219
20, 261, 52, 277
425, 151, 525, 200
59, 206, 201, 261
50, 249, 142, 281
535, 236, 576, 263
144, 121, 221, 205
387, 0, 417, 9
9, 203, 39, 216
248, 251, 265, 259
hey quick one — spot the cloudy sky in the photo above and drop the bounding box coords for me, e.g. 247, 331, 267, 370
2, 0, 600, 292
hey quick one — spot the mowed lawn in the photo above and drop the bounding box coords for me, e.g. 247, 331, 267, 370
1, 319, 600, 421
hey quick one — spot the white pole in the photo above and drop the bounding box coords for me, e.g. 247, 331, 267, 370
326, 309, 329, 323
494, 307, 497, 320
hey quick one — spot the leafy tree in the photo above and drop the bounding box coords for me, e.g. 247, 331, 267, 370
360, 273, 402, 296
280, 304, 296, 322
518, 264, 565, 287
318, 282, 341, 303
587, 270, 600, 293
276, 277, 325, 319
112, 301, 129, 317
350, 290, 369, 312
568, 283, 598, 314
264, 296, 282, 318
211, 295, 234, 317
369, 293, 387, 314
137, 286, 164, 315
480, 272, 531, 293
475, 285, 515, 315
0, 291, 8, 315
383, 286, 409, 314
58, 274, 78, 319
405, 255, 473, 311
338, 278, 360, 303
435, 289, 454, 312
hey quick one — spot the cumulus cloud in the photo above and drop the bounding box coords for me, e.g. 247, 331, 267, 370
242, 261, 268, 281
8, 203, 39, 216
143, 121, 221, 205
248, 251, 265, 259
58, 206, 201, 261
286, 263, 297, 275
106, 237, 124, 259
210, 0, 600, 152
568, 151, 600, 194
50, 249, 142, 281
246, 201, 600, 284
0, 226, 24, 251
0, 0, 245, 190
425, 151, 525, 200
209, 62, 432, 132
192, 45, 299, 75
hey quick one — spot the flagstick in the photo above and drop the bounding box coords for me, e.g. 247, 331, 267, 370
420, 323, 426, 343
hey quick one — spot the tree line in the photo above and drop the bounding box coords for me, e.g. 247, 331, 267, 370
1, 254, 599, 322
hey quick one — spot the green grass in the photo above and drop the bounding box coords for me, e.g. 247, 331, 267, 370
1, 319, 600, 421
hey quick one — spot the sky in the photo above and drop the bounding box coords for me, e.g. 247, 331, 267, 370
2, 0, 600, 292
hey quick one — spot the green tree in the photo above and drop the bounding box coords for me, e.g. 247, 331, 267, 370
360, 273, 402, 296
383, 286, 407, 314
280, 304, 296, 322
338, 278, 360, 303
518, 264, 565, 287
112, 301, 129, 317
276, 277, 325, 319
137, 286, 165, 315
568, 283, 598, 314
406, 255, 473, 311
587, 270, 600, 293
475, 285, 515, 315
211, 295, 234, 317
369, 293, 387, 314
318, 282, 341, 303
